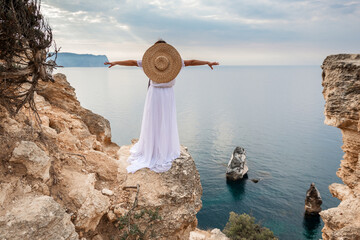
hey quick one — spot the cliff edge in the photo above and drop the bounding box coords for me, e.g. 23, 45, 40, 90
320, 54, 360, 239
0, 73, 202, 240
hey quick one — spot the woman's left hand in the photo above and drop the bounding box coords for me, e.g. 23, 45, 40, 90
104, 62, 115, 68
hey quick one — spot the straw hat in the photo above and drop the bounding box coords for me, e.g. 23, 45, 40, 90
142, 43, 182, 83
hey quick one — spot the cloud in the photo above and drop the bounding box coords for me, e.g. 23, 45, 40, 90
41, 0, 360, 65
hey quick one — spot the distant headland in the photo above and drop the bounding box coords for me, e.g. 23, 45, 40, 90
53, 52, 109, 67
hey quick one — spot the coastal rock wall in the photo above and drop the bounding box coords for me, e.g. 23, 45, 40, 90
0, 73, 202, 239
320, 54, 360, 239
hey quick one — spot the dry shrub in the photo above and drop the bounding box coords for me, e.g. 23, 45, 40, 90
0, 0, 58, 118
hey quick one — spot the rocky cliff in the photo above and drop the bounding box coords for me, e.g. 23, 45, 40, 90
0, 73, 202, 240
320, 54, 360, 239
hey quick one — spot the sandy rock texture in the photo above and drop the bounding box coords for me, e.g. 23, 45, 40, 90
0, 73, 202, 239
0, 195, 78, 240
320, 54, 360, 239
10, 140, 51, 181
304, 183, 322, 215
226, 146, 248, 181
189, 228, 229, 240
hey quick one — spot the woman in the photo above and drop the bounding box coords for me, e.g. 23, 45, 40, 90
105, 40, 219, 173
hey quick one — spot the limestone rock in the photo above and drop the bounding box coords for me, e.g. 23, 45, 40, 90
304, 183, 322, 215
189, 228, 229, 240
328, 183, 355, 201
226, 146, 248, 181
320, 197, 360, 240
75, 191, 110, 232
10, 141, 51, 181
101, 188, 114, 196
322, 54, 360, 130
113, 204, 127, 217
189, 231, 206, 240
123, 146, 202, 239
210, 228, 229, 240
321, 54, 360, 239
37, 73, 80, 113
0, 72, 202, 239
0, 195, 78, 240
106, 210, 117, 222
38, 73, 112, 144
78, 108, 112, 144
84, 150, 121, 181
0, 183, 12, 207
58, 169, 110, 232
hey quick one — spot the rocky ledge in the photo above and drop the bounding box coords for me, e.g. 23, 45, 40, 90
0, 73, 202, 239
320, 54, 360, 239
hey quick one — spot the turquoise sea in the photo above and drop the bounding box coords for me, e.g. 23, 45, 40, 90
55, 65, 343, 239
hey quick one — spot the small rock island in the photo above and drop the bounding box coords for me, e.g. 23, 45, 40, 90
304, 183, 322, 215
226, 146, 249, 181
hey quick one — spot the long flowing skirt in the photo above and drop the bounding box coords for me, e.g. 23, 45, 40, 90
126, 85, 180, 173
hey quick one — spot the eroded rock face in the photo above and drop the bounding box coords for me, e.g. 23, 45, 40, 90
320, 54, 360, 239
226, 146, 248, 181
304, 183, 322, 215
38, 73, 112, 144
0, 73, 203, 239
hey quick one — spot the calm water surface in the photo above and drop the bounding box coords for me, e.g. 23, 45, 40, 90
55, 66, 342, 240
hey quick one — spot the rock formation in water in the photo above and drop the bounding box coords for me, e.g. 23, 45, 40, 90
226, 146, 248, 181
320, 54, 360, 239
0, 73, 202, 239
304, 183, 322, 215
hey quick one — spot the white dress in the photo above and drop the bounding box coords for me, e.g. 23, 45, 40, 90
126, 60, 184, 173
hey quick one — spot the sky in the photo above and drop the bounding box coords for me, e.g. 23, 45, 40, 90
41, 0, 360, 65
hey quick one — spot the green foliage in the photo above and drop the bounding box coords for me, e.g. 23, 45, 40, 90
117, 185, 161, 240
223, 212, 278, 240
117, 207, 162, 240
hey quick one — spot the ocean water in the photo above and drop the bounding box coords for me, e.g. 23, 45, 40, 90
55, 65, 343, 240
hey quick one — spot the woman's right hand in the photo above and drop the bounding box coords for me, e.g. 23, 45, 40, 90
104, 62, 115, 68
207, 62, 219, 70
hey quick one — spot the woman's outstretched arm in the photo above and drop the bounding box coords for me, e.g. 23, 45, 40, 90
104, 60, 138, 68
184, 60, 219, 70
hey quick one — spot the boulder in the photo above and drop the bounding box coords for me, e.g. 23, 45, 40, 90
75, 192, 110, 232
0, 195, 78, 240
10, 141, 51, 181
226, 147, 248, 181
84, 150, 121, 181
58, 169, 110, 232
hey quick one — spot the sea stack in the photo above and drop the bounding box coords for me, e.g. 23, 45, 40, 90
305, 183, 322, 215
226, 147, 248, 181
